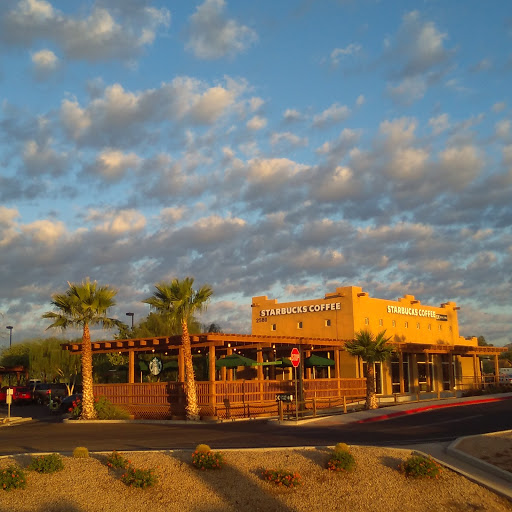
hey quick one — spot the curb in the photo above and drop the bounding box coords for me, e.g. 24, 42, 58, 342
356, 396, 512, 424
447, 431, 512, 484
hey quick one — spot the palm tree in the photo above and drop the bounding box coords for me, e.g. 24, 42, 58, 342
42, 278, 123, 419
143, 277, 212, 420
345, 329, 394, 410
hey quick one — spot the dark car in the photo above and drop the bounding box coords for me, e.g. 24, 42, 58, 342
32, 383, 68, 404
59, 393, 82, 413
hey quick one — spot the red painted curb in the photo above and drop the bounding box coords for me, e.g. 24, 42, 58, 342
356, 396, 512, 423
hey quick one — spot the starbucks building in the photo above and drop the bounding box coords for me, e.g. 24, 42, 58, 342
251, 285, 502, 395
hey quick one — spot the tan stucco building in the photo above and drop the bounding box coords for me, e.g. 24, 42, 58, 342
251, 285, 501, 395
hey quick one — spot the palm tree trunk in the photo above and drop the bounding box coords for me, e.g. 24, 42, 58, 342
81, 323, 97, 420
365, 363, 378, 410
182, 320, 200, 420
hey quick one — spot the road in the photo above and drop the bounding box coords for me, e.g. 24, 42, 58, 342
0, 400, 511, 455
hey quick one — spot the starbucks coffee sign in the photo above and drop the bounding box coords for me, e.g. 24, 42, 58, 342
260, 302, 341, 317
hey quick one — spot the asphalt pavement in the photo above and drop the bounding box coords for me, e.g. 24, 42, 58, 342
2, 392, 512, 501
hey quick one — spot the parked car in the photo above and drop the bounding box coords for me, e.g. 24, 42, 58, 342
59, 393, 83, 413
499, 368, 512, 384
10, 386, 32, 404
32, 383, 68, 404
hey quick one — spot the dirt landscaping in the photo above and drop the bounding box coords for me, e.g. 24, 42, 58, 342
0, 445, 511, 512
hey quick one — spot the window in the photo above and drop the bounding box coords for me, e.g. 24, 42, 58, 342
325, 319, 331, 327
364, 317, 369, 325
392, 320, 396, 327
438, 324, 442, 331
379, 319, 383, 326
405, 321, 408, 328
297, 321, 303, 329
428, 324, 431, 330
271, 324, 276, 331
416, 322, 420, 329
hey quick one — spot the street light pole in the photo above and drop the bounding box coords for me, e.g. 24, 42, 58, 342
6, 326, 13, 349
125, 313, 134, 329
6, 326, 13, 386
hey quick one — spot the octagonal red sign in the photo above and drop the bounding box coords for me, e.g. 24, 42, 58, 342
290, 347, 300, 367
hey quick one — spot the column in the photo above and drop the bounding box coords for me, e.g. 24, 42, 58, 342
208, 344, 216, 415
399, 351, 404, 394
128, 351, 135, 384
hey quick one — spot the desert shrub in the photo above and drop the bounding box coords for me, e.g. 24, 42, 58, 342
121, 467, 157, 488
106, 451, 131, 469
69, 396, 130, 420
28, 453, 64, 474
72, 447, 89, 458
327, 448, 356, 473
333, 442, 350, 453
195, 444, 211, 453
191, 449, 224, 470
262, 469, 302, 488
0, 465, 26, 491
399, 455, 442, 479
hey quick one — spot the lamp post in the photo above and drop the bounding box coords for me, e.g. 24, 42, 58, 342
6, 326, 13, 349
125, 313, 134, 329
6, 326, 13, 385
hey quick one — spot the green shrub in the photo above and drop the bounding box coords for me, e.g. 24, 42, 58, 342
399, 455, 442, 479
0, 465, 26, 491
72, 447, 89, 458
327, 448, 356, 473
69, 396, 130, 420
191, 449, 224, 470
262, 469, 302, 488
120, 467, 158, 488
28, 453, 64, 474
333, 442, 350, 453
106, 451, 131, 469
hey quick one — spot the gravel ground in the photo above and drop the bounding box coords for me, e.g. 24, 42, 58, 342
0, 446, 511, 512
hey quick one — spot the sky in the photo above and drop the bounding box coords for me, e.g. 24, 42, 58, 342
0, 0, 511, 347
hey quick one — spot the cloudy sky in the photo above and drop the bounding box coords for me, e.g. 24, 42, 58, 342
1, 0, 511, 347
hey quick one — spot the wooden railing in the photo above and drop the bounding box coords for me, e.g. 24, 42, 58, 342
93, 378, 366, 419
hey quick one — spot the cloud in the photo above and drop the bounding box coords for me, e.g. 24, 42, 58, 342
186, 0, 257, 60
59, 77, 247, 147
387, 76, 427, 105
246, 115, 267, 130
0, 0, 170, 62
22, 219, 67, 244
22, 140, 69, 176
313, 103, 351, 127
89, 149, 141, 181
270, 132, 308, 148
429, 113, 450, 135
387, 11, 452, 78
283, 109, 302, 123
89, 209, 146, 235
330, 43, 362, 65
31, 48, 59, 78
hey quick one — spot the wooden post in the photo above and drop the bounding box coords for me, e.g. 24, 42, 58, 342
128, 351, 135, 384
209, 344, 216, 416
313, 398, 317, 417
494, 355, 499, 385
343, 395, 347, 414
472, 354, 479, 386
278, 400, 283, 422
257, 349, 264, 402
399, 351, 404, 394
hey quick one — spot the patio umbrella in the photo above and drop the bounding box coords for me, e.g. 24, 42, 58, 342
277, 357, 293, 367
215, 353, 257, 368
304, 354, 335, 367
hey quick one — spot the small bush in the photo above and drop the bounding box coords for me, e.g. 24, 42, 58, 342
69, 396, 130, 420
195, 444, 211, 453
191, 449, 224, 470
400, 455, 442, 479
72, 447, 89, 458
121, 467, 158, 488
333, 442, 350, 453
262, 469, 302, 488
28, 453, 64, 474
0, 465, 26, 491
327, 449, 356, 473
106, 451, 131, 469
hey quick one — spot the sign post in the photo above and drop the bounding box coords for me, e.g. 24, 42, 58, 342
291, 347, 300, 422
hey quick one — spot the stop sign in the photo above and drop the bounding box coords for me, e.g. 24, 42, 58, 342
290, 347, 300, 367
